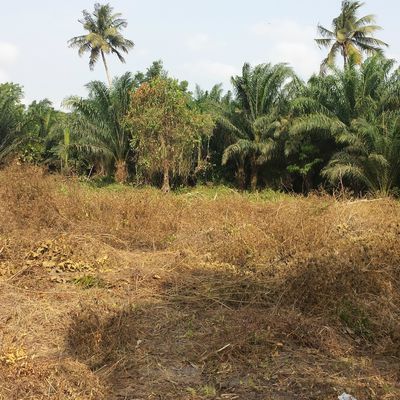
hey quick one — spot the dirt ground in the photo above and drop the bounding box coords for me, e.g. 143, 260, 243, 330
0, 164, 399, 399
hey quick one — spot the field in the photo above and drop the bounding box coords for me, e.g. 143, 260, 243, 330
0, 164, 399, 400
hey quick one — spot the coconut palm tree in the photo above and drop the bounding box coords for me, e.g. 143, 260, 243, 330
221, 62, 297, 191
68, 3, 134, 86
64, 72, 135, 182
315, 0, 387, 71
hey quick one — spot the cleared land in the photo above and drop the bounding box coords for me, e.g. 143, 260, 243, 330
0, 164, 399, 400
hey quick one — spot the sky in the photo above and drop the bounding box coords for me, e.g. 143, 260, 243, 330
1, 0, 399, 108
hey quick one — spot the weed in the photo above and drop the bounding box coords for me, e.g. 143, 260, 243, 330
71, 275, 105, 289
338, 301, 373, 340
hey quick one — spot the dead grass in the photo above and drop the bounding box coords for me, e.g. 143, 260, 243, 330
0, 163, 399, 399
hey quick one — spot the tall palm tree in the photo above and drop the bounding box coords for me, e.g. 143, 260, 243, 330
315, 0, 387, 71
64, 73, 135, 182
221, 63, 297, 191
68, 3, 134, 86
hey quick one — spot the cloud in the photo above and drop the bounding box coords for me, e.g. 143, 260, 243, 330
0, 42, 18, 82
250, 19, 322, 78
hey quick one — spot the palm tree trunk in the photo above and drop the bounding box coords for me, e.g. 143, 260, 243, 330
115, 159, 128, 183
236, 159, 246, 190
101, 50, 112, 86
250, 167, 258, 191
343, 44, 347, 69
250, 158, 258, 191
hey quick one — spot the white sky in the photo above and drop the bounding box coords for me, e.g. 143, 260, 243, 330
1, 0, 398, 107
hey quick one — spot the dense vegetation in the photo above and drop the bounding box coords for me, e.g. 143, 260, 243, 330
1, 0, 398, 196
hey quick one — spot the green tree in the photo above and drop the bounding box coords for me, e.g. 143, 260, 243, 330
221, 62, 297, 191
193, 84, 237, 184
323, 112, 400, 195
290, 63, 363, 156
64, 73, 135, 182
20, 100, 64, 164
68, 3, 134, 86
322, 57, 400, 195
132, 60, 168, 88
291, 55, 400, 195
127, 77, 213, 192
316, 0, 387, 70
0, 83, 24, 162
286, 67, 354, 192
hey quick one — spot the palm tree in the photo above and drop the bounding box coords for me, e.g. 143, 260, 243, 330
323, 113, 400, 196
221, 63, 297, 191
315, 0, 387, 71
291, 55, 400, 195
290, 67, 357, 143
322, 57, 400, 195
0, 83, 24, 161
64, 72, 135, 182
19, 99, 66, 164
68, 3, 134, 86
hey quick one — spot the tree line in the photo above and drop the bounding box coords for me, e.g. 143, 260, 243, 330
1, 1, 399, 195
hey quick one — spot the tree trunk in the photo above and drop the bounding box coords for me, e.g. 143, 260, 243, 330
250, 171, 258, 192
236, 160, 246, 191
302, 174, 311, 195
250, 161, 258, 192
161, 161, 170, 193
101, 50, 112, 86
343, 44, 347, 69
115, 160, 128, 183
160, 135, 170, 192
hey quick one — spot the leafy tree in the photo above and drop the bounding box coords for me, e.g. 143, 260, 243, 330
290, 55, 400, 195
0, 83, 24, 162
126, 77, 213, 192
286, 68, 353, 191
221, 62, 297, 191
323, 112, 400, 195
316, 0, 387, 70
290, 63, 362, 154
132, 60, 168, 89
64, 72, 135, 182
193, 84, 237, 184
191, 83, 225, 181
322, 57, 400, 195
20, 100, 64, 164
68, 3, 134, 86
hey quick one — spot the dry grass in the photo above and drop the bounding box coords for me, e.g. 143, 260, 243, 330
0, 163, 399, 399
